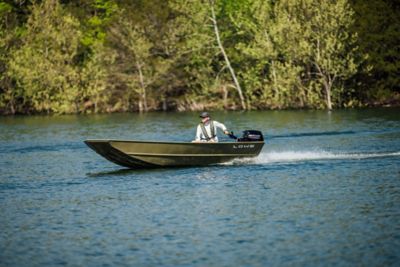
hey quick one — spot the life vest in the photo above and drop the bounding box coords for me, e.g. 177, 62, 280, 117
199, 120, 216, 141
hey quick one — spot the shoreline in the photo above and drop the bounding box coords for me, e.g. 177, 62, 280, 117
1, 102, 400, 116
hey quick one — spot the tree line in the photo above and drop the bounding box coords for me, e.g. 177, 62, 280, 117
0, 0, 399, 114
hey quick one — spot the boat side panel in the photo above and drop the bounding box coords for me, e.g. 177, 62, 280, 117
132, 155, 241, 166
110, 141, 264, 156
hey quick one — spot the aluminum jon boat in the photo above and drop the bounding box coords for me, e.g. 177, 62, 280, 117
85, 130, 264, 168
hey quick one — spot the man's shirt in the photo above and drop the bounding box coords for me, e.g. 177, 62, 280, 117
195, 120, 227, 142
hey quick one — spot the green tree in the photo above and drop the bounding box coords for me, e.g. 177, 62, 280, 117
0, 1, 15, 113
167, 0, 217, 110
0, 0, 34, 114
108, 12, 154, 112
257, 0, 360, 109
8, 0, 82, 113
80, 41, 116, 113
304, 0, 359, 109
350, 0, 400, 103
210, 0, 246, 109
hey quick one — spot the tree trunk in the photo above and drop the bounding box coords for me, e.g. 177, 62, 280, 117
10, 97, 15, 115
222, 84, 228, 109
136, 61, 148, 112
326, 87, 332, 110
271, 60, 278, 99
9, 83, 16, 114
94, 95, 98, 113
210, 2, 246, 110
138, 99, 143, 112
162, 97, 167, 111
323, 79, 332, 110
314, 62, 333, 110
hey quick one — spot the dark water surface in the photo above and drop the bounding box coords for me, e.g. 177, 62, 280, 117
1, 109, 400, 267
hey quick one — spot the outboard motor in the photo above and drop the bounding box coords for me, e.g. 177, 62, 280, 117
237, 130, 264, 142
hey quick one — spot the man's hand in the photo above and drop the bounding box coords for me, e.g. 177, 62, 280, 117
224, 130, 230, 135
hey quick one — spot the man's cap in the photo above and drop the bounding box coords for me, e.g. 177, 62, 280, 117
199, 112, 210, 118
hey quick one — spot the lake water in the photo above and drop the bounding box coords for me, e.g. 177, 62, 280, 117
1, 109, 400, 267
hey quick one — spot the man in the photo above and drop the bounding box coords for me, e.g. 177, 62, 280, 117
193, 112, 230, 142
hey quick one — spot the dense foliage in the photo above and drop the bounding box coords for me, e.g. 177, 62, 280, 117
0, 0, 398, 114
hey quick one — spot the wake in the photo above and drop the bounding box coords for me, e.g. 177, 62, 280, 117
224, 150, 400, 165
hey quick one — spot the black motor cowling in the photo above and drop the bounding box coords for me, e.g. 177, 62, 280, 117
237, 130, 264, 142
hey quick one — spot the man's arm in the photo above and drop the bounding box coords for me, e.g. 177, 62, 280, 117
214, 121, 229, 135
194, 125, 202, 141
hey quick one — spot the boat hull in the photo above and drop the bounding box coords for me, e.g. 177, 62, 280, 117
85, 140, 264, 168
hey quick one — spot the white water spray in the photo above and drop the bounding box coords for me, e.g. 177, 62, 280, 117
223, 150, 400, 165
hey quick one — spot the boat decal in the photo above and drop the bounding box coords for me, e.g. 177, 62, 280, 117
233, 144, 255, 149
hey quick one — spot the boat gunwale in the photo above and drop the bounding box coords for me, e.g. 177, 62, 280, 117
127, 152, 259, 157
85, 139, 265, 145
